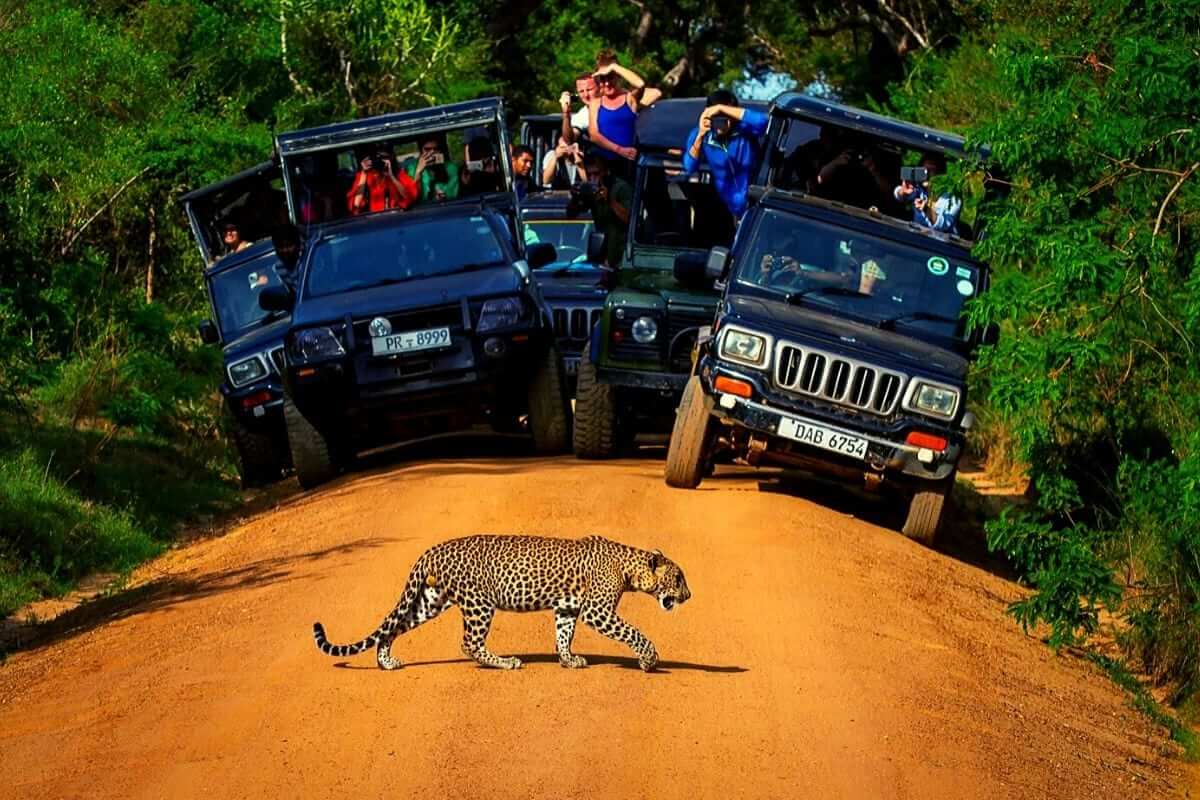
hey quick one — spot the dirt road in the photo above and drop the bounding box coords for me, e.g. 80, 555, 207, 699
0, 444, 1192, 799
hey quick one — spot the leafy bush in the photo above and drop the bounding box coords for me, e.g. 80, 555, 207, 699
893, 0, 1200, 703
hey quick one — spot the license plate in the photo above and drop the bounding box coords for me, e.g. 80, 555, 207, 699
563, 357, 580, 376
371, 326, 451, 356
777, 415, 869, 460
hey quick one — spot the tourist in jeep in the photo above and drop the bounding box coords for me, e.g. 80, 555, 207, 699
589, 49, 657, 166
568, 152, 631, 268
346, 146, 417, 214
681, 90, 769, 219
894, 152, 961, 234
403, 134, 460, 203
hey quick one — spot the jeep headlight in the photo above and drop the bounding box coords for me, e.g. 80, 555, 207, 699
477, 297, 524, 333
909, 382, 959, 418
292, 327, 345, 361
721, 328, 768, 367
631, 316, 658, 343
228, 355, 268, 387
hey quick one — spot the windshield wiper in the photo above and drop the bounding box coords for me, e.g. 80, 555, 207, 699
784, 286, 873, 305
876, 310, 961, 331
359, 261, 509, 291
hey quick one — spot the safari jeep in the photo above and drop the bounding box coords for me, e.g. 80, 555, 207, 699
664, 93, 997, 546
260, 98, 569, 488
184, 161, 294, 486
572, 98, 765, 457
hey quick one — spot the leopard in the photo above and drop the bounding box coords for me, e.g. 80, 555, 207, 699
312, 534, 691, 671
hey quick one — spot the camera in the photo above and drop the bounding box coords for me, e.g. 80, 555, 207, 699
900, 166, 929, 184
571, 180, 599, 202
429, 152, 445, 164
710, 114, 732, 135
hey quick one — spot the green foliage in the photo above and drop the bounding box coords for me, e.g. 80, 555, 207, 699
893, 0, 1200, 701
0, 450, 161, 618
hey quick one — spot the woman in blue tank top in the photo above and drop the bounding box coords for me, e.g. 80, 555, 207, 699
587, 51, 661, 163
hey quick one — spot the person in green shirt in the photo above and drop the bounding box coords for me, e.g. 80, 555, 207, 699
570, 152, 631, 268
402, 134, 460, 203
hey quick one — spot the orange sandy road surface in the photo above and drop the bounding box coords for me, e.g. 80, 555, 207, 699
0, 448, 1191, 799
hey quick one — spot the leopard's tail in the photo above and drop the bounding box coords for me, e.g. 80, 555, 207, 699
312, 561, 427, 658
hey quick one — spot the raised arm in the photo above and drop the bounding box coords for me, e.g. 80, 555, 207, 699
559, 91, 576, 145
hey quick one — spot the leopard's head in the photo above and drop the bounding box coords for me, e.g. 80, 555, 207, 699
632, 549, 692, 611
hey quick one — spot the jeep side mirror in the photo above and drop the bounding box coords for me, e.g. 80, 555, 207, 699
586, 232, 606, 265
527, 241, 557, 270
673, 251, 708, 284
258, 285, 292, 313
706, 246, 730, 281
197, 319, 219, 345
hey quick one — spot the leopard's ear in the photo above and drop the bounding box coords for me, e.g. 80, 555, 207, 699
648, 549, 664, 572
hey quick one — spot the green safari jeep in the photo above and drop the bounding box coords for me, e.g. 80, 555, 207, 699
573, 99, 753, 457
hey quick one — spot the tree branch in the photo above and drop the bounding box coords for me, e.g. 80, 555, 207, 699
60, 166, 152, 257
279, 3, 313, 98
1153, 161, 1198, 237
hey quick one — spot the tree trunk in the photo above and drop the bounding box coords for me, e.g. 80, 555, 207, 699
145, 204, 156, 303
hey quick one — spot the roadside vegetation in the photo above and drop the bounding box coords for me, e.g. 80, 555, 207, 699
1, 0, 1196, 736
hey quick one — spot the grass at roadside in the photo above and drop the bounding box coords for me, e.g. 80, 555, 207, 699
1088, 653, 1200, 762
0, 418, 236, 619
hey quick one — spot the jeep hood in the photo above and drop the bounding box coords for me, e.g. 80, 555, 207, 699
223, 315, 289, 360
725, 295, 968, 381
294, 266, 522, 327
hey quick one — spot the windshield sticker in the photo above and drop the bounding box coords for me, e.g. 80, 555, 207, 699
247, 272, 267, 290
927, 256, 950, 276
957, 279, 974, 296
956, 265, 972, 279
470, 216, 484, 222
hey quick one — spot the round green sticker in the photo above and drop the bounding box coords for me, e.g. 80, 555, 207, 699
927, 256, 950, 276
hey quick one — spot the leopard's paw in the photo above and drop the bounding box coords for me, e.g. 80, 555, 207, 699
560, 654, 588, 669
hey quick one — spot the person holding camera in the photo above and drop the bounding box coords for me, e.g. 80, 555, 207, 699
560, 73, 598, 146
542, 136, 585, 190
460, 136, 504, 196
346, 146, 417, 215
682, 90, 768, 219
403, 135, 460, 203
894, 153, 960, 234
568, 152, 632, 268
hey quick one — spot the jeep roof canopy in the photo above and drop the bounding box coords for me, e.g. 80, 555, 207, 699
181, 160, 284, 267
274, 97, 515, 224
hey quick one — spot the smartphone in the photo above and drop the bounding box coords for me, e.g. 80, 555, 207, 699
430, 152, 445, 164
900, 166, 929, 184
466, 159, 485, 173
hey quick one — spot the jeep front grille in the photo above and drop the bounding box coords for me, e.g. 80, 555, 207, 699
774, 342, 906, 415
550, 306, 602, 341
666, 305, 715, 372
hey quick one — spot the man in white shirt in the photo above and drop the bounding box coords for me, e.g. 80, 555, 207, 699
560, 73, 597, 145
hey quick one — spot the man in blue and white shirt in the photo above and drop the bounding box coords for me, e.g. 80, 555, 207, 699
682, 90, 769, 219
894, 153, 961, 234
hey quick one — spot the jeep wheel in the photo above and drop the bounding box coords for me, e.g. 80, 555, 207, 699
901, 479, 953, 547
528, 346, 571, 454
229, 412, 286, 488
573, 341, 618, 459
665, 376, 714, 489
284, 396, 341, 489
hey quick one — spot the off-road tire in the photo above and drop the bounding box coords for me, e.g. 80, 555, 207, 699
664, 376, 714, 489
573, 341, 619, 459
284, 396, 340, 489
528, 346, 571, 454
902, 479, 952, 547
229, 413, 286, 488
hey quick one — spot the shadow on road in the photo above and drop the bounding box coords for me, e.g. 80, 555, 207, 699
753, 468, 1018, 582
0, 537, 397, 657
333, 652, 747, 673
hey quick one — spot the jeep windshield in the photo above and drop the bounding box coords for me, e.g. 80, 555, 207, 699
633, 166, 734, 257
525, 218, 593, 269
304, 214, 507, 298
210, 253, 288, 338
735, 209, 981, 341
